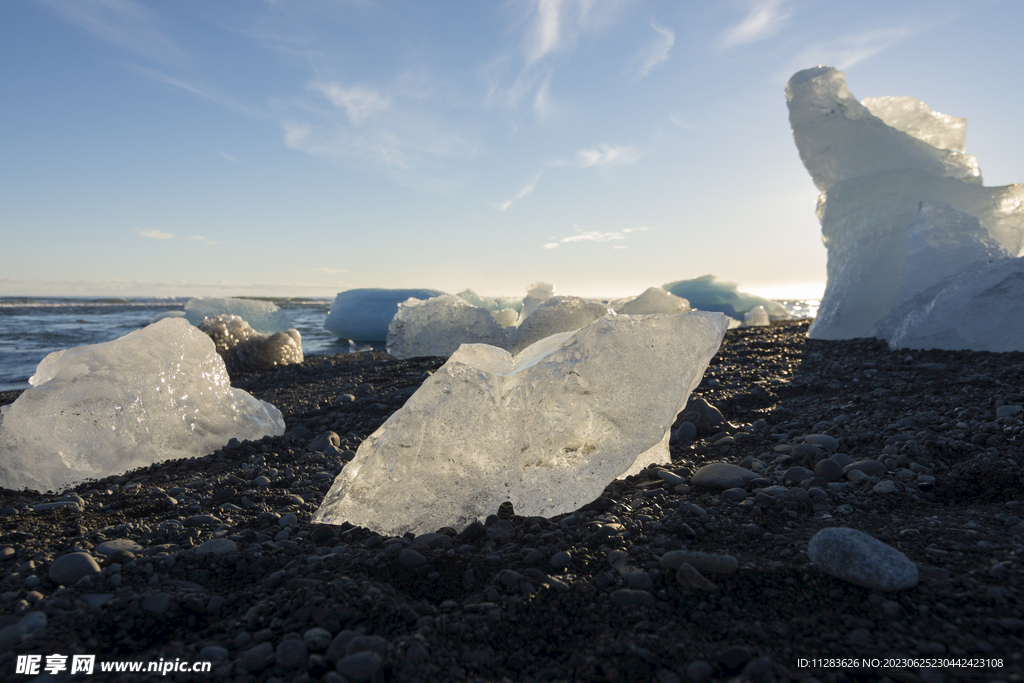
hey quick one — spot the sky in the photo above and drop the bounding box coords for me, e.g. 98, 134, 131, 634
2, 0, 1022, 300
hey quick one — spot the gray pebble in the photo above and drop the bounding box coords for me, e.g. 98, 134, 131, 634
95, 539, 144, 556
873, 480, 896, 494
276, 638, 308, 669
783, 466, 815, 484
399, 548, 428, 568
486, 519, 516, 545
790, 443, 821, 461
199, 645, 229, 663
808, 527, 919, 591
610, 588, 654, 607
335, 651, 382, 682
238, 642, 275, 672
721, 488, 747, 502
49, 552, 100, 585
844, 459, 888, 477
656, 469, 686, 485
996, 405, 1022, 419
550, 551, 571, 569
686, 660, 714, 683
690, 463, 756, 489
672, 421, 697, 443
846, 469, 870, 484
309, 431, 341, 452
804, 434, 840, 451
659, 550, 738, 574
195, 539, 237, 557
675, 563, 718, 591
304, 627, 333, 652
141, 593, 171, 615
814, 458, 844, 481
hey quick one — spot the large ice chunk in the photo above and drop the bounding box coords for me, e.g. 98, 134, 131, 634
0, 318, 284, 492
662, 275, 789, 320
455, 289, 523, 314
386, 295, 510, 359
509, 296, 613, 354
313, 311, 729, 536
743, 306, 770, 327
786, 66, 1024, 340
184, 298, 292, 335
197, 314, 304, 374
324, 288, 445, 342
612, 287, 691, 315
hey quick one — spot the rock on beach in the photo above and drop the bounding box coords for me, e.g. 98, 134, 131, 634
808, 527, 919, 591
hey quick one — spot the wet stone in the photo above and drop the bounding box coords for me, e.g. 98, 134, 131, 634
49, 553, 100, 585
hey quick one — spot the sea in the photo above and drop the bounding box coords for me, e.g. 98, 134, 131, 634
0, 296, 818, 392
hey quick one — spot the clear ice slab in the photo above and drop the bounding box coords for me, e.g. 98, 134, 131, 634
611, 287, 691, 315
386, 294, 509, 359
509, 296, 613, 354
313, 311, 729, 536
0, 318, 284, 493
786, 66, 1024, 340
184, 298, 292, 335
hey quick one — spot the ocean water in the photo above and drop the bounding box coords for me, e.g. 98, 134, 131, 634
0, 296, 818, 392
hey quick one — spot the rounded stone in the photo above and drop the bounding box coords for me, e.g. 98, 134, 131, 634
304, 627, 333, 652
659, 550, 738, 575
721, 488, 747, 502
399, 548, 428, 568
843, 459, 888, 477
141, 593, 172, 615
336, 651, 382, 682
873, 480, 896, 494
783, 466, 815, 484
485, 519, 516, 545
673, 421, 697, 443
195, 539, 237, 557
690, 463, 757, 490
238, 642, 275, 672
49, 552, 101, 585
808, 527, 919, 591
804, 434, 840, 451
550, 551, 571, 569
610, 588, 654, 607
276, 639, 308, 669
814, 458, 844, 481
94, 539, 144, 556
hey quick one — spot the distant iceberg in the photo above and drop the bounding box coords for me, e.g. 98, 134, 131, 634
324, 288, 445, 342
662, 275, 789, 321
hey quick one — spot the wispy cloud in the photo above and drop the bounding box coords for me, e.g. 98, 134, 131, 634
218, 151, 241, 163
792, 27, 918, 70
633, 19, 674, 79
309, 82, 390, 124
36, 0, 188, 65
544, 225, 655, 249
721, 0, 790, 48
128, 66, 267, 118
185, 236, 219, 245
484, 0, 624, 119
315, 268, 347, 274
136, 228, 174, 240
575, 144, 643, 168
497, 170, 545, 211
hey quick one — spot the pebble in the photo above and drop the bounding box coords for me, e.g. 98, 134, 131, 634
672, 421, 697, 443
609, 588, 654, 607
141, 592, 171, 615
335, 651, 382, 682
996, 405, 1022, 419
814, 458, 844, 481
808, 527, 919, 591
843, 459, 888, 477
550, 551, 571, 569
399, 548, 428, 568
783, 466, 815, 484
721, 488, 747, 502
276, 638, 308, 669
690, 463, 757, 489
655, 469, 686, 486
195, 539, 237, 557
804, 434, 840, 451
49, 552, 101, 585
238, 642, 275, 672
872, 480, 896, 494
486, 519, 516, 545
659, 550, 738, 574
95, 539, 144, 556
304, 627, 333, 652
309, 431, 341, 452
675, 563, 718, 591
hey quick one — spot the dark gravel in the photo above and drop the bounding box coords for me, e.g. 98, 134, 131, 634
0, 319, 1022, 682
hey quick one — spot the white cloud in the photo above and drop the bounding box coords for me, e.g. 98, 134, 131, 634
136, 228, 174, 240
498, 170, 545, 211
36, 0, 188, 65
128, 66, 267, 118
793, 27, 917, 70
218, 151, 240, 163
185, 236, 219, 245
544, 225, 654, 248
633, 19, 674, 79
310, 82, 390, 124
721, 0, 790, 48
575, 144, 643, 168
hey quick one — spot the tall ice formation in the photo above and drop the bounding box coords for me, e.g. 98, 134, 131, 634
0, 318, 285, 492
314, 311, 729, 536
786, 66, 1024, 341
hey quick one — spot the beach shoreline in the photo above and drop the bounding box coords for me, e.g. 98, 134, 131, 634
0, 320, 1021, 682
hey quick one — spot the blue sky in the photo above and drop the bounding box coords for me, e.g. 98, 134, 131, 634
2, 0, 1021, 300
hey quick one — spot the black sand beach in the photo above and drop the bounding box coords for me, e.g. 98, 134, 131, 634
1, 320, 1022, 682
